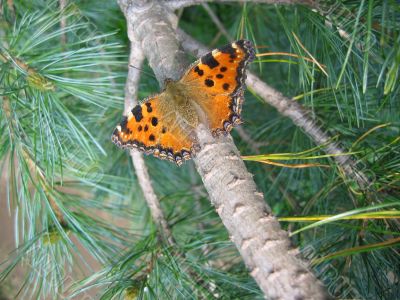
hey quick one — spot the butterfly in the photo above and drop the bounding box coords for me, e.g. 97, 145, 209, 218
112, 40, 255, 166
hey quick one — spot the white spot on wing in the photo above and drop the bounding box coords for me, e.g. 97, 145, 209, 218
212, 49, 221, 57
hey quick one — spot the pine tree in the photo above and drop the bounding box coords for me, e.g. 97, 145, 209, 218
1, 0, 399, 299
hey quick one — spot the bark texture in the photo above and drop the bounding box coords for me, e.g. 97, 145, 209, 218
194, 125, 328, 299
118, 0, 329, 299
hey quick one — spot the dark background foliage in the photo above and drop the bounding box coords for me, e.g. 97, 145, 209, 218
0, 0, 399, 299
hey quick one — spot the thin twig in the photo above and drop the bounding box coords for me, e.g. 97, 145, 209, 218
59, 0, 67, 45
119, 1, 329, 298
6, 0, 15, 20
201, 3, 231, 39
235, 127, 270, 150
124, 40, 175, 246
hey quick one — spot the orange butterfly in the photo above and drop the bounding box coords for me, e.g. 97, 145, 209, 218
112, 40, 255, 165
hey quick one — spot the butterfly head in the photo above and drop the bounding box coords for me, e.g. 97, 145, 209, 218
163, 78, 175, 87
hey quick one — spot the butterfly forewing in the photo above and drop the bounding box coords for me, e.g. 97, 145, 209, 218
180, 40, 255, 135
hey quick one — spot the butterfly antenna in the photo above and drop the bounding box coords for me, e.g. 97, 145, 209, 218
129, 64, 157, 80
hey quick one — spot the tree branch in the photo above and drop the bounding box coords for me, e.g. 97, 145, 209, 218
167, 0, 316, 10
118, 1, 329, 299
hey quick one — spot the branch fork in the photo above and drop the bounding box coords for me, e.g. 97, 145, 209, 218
118, 1, 329, 299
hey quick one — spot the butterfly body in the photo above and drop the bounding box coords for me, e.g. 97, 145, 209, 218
112, 40, 255, 165
162, 81, 201, 129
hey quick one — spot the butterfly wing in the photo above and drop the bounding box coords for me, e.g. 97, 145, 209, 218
112, 96, 193, 165
180, 40, 255, 135
112, 40, 254, 165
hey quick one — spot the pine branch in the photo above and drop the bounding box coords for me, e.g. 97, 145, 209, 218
118, 1, 329, 299
167, 0, 316, 10
2, 97, 66, 226
177, 29, 370, 191
0, 7, 134, 297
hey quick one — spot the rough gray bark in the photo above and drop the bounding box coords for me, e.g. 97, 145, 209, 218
194, 126, 328, 299
177, 29, 369, 190
118, 0, 329, 299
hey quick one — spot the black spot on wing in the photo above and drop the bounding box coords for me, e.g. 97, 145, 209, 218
216, 74, 224, 79
145, 102, 152, 113
151, 117, 158, 127
120, 116, 132, 134
131, 105, 143, 122
120, 116, 128, 130
223, 83, 230, 91
149, 134, 155, 141
205, 79, 214, 87
220, 66, 227, 72
201, 52, 219, 69
194, 66, 204, 76
218, 44, 236, 59
144, 125, 148, 132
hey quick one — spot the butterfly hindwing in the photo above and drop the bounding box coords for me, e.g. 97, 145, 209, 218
180, 40, 255, 135
112, 96, 193, 165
